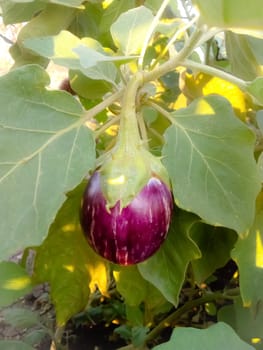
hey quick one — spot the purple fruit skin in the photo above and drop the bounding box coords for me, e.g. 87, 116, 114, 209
81, 172, 173, 265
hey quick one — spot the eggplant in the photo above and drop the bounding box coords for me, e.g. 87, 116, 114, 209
81, 171, 173, 265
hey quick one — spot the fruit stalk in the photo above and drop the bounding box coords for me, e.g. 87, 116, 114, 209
116, 72, 144, 150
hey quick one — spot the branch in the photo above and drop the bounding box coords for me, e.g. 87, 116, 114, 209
180, 59, 249, 91
142, 23, 204, 84
145, 291, 236, 344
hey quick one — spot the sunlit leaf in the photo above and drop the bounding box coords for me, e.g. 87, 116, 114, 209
153, 322, 255, 350
138, 211, 201, 305
24, 31, 120, 83
110, 6, 154, 55
24, 30, 82, 69
182, 72, 248, 120
231, 192, 263, 307
10, 4, 76, 67
0, 262, 33, 308
191, 223, 237, 284
218, 298, 263, 350
162, 95, 261, 234
32, 182, 109, 326
0, 65, 95, 260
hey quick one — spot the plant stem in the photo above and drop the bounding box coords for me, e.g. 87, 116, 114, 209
139, 0, 170, 68
157, 14, 199, 64
142, 23, 204, 84
117, 73, 144, 148
137, 110, 149, 147
82, 90, 123, 123
147, 100, 174, 123
95, 115, 120, 138
145, 292, 234, 344
180, 59, 249, 90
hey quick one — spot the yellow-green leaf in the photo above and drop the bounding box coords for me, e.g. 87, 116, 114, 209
32, 183, 109, 326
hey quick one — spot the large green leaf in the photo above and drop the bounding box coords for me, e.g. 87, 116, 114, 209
110, 6, 154, 55
32, 182, 109, 326
193, 0, 263, 30
231, 193, 263, 307
0, 65, 95, 261
0, 262, 33, 308
153, 322, 255, 350
138, 211, 201, 305
191, 223, 237, 284
162, 95, 260, 234
218, 298, 263, 350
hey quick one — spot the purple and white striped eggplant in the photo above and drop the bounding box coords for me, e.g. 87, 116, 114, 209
81, 171, 173, 265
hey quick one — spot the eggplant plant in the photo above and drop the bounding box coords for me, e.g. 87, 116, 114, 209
0, 1, 263, 350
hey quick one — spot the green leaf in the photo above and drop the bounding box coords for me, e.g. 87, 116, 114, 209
153, 322, 256, 350
24, 30, 82, 70
110, 6, 154, 55
191, 223, 237, 284
69, 70, 113, 100
113, 265, 172, 324
113, 266, 148, 306
225, 32, 263, 81
68, 2, 102, 39
218, 298, 263, 350
32, 182, 109, 326
0, 262, 33, 308
162, 95, 261, 234
257, 154, 263, 182
2, 307, 40, 329
48, 0, 85, 7
10, 4, 76, 67
247, 79, 263, 105
231, 193, 263, 307
0, 341, 34, 350
143, 284, 173, 324
23, 329, 48, 347
100, 0, 135, 35
138, 211, 201, 305
193, 0, 263, 30
0, 0, 45, 24
24, 31, 120, 84
0, 65, 95, 261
